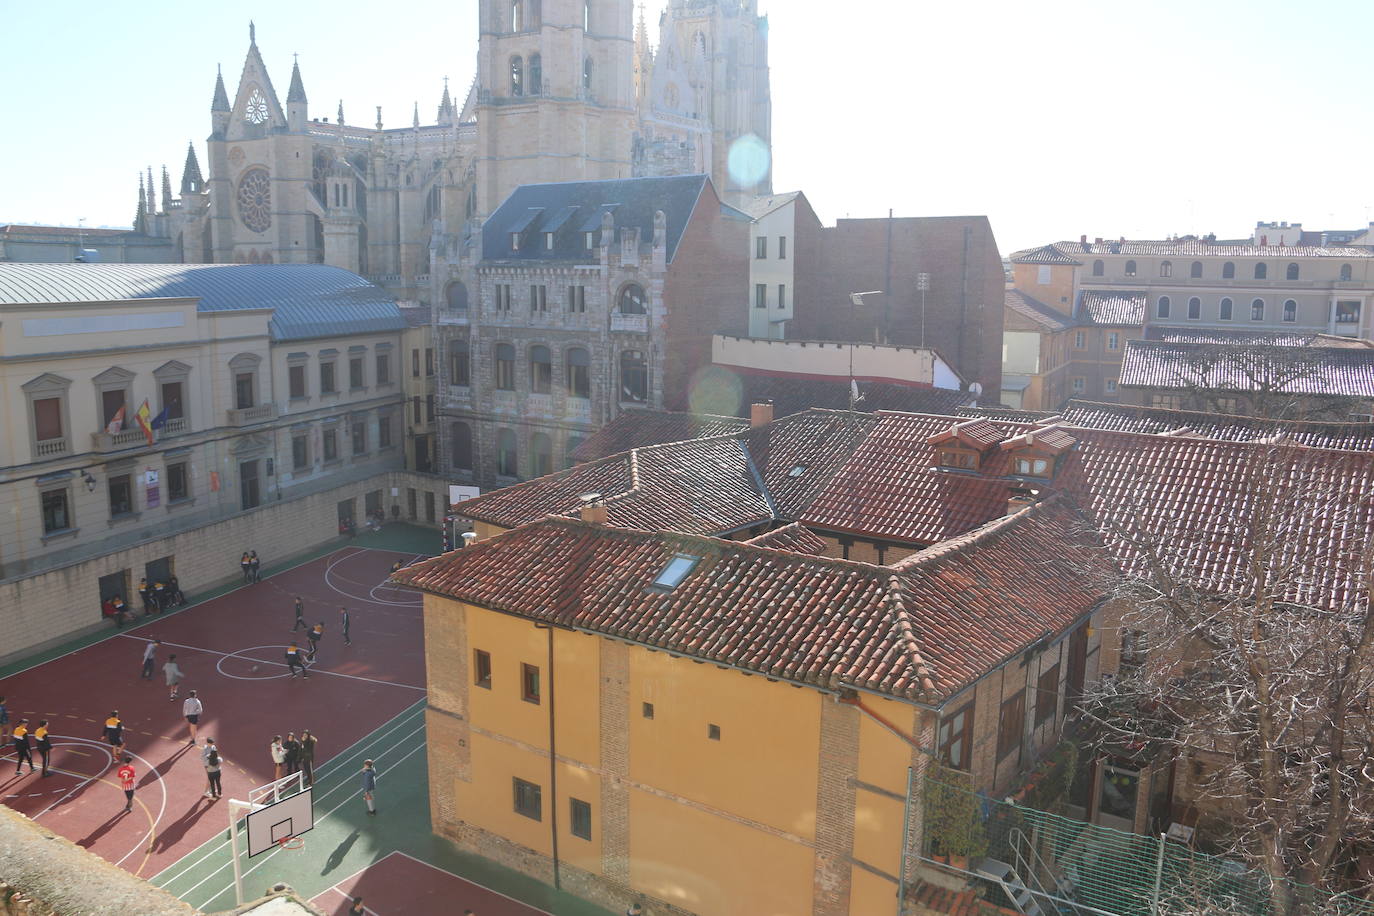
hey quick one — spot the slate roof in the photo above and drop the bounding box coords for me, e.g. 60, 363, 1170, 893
1118, 339, 1374, 398
1024, 239, 1374, 259
393, 497, 1106, 703
571, 408, 748, 463
743, 522, 829, 554
1061, 400, 1374, 450
1005, 288, 1075, 331
1077, 290, 1146, 326
1, 224, 133, 238
482, 174, 710, 264
0, 264, 404, 342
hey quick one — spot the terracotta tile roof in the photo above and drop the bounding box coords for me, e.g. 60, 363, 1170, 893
570, 408, 747, 463
1077, 290, 1145, 326
743, 522, 829, 554
393, 497, 1106, 702
1005, 288, 1076, 331
928, 418, 1005, 450
1061, 399, 1374, 450
1146, 328, 1374, 349
743, 410, 876, 519
735, 373, 975, 418
1036, 239, 1374, 259
1119, 339, 1374, 398
1009, 244, 1082, 265
957, 406, 1061, 423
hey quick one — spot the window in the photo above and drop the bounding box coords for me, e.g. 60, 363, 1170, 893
1107, 332, 1119, 350
1286, 263, 1299, 281
521, 663, 540, 703
618, 283, 647, 315
531, 433, 553, 477
378, 412, 394, 449
446, 281, 468, 311
1091, 259, 1104, 277
1159, 260, 1172, 278
449, 340, 470, 386
108, 473, 133, 518
292, 434, 310, 470
755, 236, 767, 259
938, 448, 976, 470
425, 348, 434, 377
352, 418, 368, 455
937, 705, 972, 770
1071, 377, 1085, 394
1124, 260, 1136, 277
1106, 379, 1118, 394
1190, 261, 1203, 278
33, 395, 64, 447
530, 284, 547, 312
1254, 263, 1267, 280
1341, 263, 1353, 282
779, 236, 787, 259
566, 347, 590, 398
40, 487, 71, 535
160, 381, 185, 422
1336, 301, 1361, 324
167, 461, 189, 502
1219, 297, 1233, 320
474, 649, 492, 688
1283, 299, 1297, 323
1036, 664, 1060, 725
583, 55, 593, 93
584, 231, 596, 250
642, 702, 655, 719
496, 283, 513, 311
511, 0, 522, 30
1156, 295, 1170, 319
425, 490, 436, 522
1074, 331, 1086, 349
413, 396, 423, 425
451, 422, 474, 470
998, 690, 1025, 759
1015, 456, 1051, 477
1037, 265, 1051, 285
497, 427, 518, 476
289, 365, 307, 399
320, 361, 337, 394
239, 459, 261, 510
1187, 297, 1201, 320
567, 285, 586, 313
349, 357, 365, 390
376, 352, 391, 385
323, 428, 339, 462
1251, 298, 1265, 321
1222, 261, 1236, 279
653, 553, 701, 590
510, 55, 524, 96
412, 349, 421, 377
620, 350, 647, 402
514, 778, 541, 820
425, 396, 434, 423
495, 343, 516, 390
754, 283, 766, 309
529, 52, 542, 94
583, 0, 590, 29
234, 373, 255, 410
777, 284, 786, 309
570, 798, 592, 840
708, 723, 721, 741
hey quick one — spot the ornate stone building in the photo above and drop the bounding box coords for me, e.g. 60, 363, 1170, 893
152, 1, 772, 305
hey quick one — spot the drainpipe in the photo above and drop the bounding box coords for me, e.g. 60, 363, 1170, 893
534, 621, 561, 890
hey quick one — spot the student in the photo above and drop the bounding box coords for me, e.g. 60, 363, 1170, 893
12, 720, 34, 775
339, 607, 352, 647
285, 643, 308, 678
270, 736, 286, 782
306, 623, 324, 661
182, 690, 203, 745
0, 695, 9, 741
168, 576, 185, 607
117, 755, 136, 813
349, 899, 367, 915
299, 730, 318, 787
240, 551, 252, 584
626, 904, 644, 916
109, 594, 130, 627
283, 732, 301, 776
138, 578, 155, 615
34, 721, 52, 777
152, 580, 168, 612
141, 639, 160, 680
204, 747, 223, 799
292, 596, 307, 632
102, 711, 124, 749
250, 551, 261, 584
360, 759, 377, 815
164, 653, 184, 699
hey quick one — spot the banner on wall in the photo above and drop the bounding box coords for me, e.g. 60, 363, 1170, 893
210, 470, 221, 492
144, 468, 160, 509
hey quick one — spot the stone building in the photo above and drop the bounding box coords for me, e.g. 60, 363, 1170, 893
146, 1, 771, 306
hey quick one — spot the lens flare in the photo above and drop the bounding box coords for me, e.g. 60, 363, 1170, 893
727, 134, 770, 189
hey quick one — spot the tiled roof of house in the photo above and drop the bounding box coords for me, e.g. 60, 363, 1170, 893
1028, 239, 1374, 259
570, 408, 748, 463
734, 373, 976, 418
1061, 400, 1374, 450
1146, 328, 1374, 349
1118, 339, 1374, 398
393, 498, 1106, 702
957, 406, 1060, 423
1009, 244, 1082, 265
1005, 288, 1075, 331
741, 191, 802, 220
1077, 290, 1145, 326
743, 522, 829, 554
741, 410, 874, 520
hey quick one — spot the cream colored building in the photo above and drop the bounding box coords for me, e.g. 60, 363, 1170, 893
744, 192, 802, 338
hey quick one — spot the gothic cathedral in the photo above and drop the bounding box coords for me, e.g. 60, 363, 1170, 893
156, 0, 771, 304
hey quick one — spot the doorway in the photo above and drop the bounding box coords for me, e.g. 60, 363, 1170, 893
337, 498, 356, 529
1096, 759, 1141, 833
145, 556, 173, 586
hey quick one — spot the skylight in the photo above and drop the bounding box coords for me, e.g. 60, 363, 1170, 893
787, 463, 807, 478
652, 553, 701, 590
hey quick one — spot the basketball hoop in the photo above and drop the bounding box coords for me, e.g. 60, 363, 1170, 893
277, 835, 305, 852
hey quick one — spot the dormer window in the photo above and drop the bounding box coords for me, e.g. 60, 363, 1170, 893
544, 232, 554, 250
1014, 456, 1052, 478
584, 231, 596, 249
938, 448, 978, 471
652, 553, 701, 590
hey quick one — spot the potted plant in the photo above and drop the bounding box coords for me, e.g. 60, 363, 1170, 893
924, 764, 989, 870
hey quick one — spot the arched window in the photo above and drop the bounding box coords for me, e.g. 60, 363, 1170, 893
618, 283, 646, 314
424, 185, 442, 223
620, 350, 647, 402
448, 339, 470, 386
451, 422, 473, 470
495, 342, 515, 390
511, 0, 523, 31
531, 433, 553, 477
496, 428, 518, 477
1283, 299, 1297, 322
1124, 260, 1137, 277
1190, 261, 1203, 278
566, 347, 590, 398
445, 281, 468, 311
1156, 296, 1171, 319
1187, 297, 1201, 320
1286, 263, 1299, 281
530, 344, 552, 393
1251, 298, 1265, 321
1254, 263, 1267, 280
1160, 261, 1172, 278
1341, 263, 1353, 281
1219, 297, 1233, 320
583, 56, 594, 94
529, 53, 542, 95
529, 0, 541, 27
1092, 260, 1104, 277
510, 56, 524, 96
1223, 261, 1235, 279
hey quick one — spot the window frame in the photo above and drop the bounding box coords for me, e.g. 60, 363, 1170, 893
937, 703, 973, 770
755, 236, 767, 259
513, 777, 542, 821
1251, 298, 1265, 321
107, 473, 134, 520
40, 484, 73, 537
754, 283, 766, 309
1156, 295, 1170, 319
778, 236, 787, 259
1091, 259, 1104, 277
24, 373, 73, 460
1187, 297, 1201, 320
570, 798, 592, 840
1282, 299, 1297, 323
292, 433, 310, 471
997, 689, 1026, 759
375, 350, 392, 386
495, 343, 516, 391
319, 359, 338, 396
474, 649, 492, 688
166, 460, 190, 503
566, 347, 591, 399
496, 427, 518, 477
1219, 297, 1234, 321
529, 345, 552, 394
1035, 663, 1061, 725
1222, 261, 1236, 279
521, 662, 541, 704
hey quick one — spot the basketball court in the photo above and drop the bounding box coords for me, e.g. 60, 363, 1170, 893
311, 852, 552, 916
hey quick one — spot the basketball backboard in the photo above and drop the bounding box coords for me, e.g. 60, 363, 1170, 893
246, 786, 314, 857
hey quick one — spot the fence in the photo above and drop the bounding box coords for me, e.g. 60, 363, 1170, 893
920, 775, 1374, 916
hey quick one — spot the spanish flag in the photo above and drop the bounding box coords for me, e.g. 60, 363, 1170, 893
134, 399, 154, 446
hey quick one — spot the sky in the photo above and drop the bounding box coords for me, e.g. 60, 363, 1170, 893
3, 0, 1372, 254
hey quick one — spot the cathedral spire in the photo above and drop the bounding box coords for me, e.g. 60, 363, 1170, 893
181, 141, 204, 195
337, 100, 345, 126
376, 105, 383, 131
161, 165, 173, 211
249, 20, 256, 46
147, 166, 157, 215
134, 174, 148, 234
413, 101, 420, 129
437, 76, 454, 125
211, 64, 230, 112
287, 54, 307, 104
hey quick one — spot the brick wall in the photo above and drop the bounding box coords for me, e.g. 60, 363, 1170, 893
811, 695, 859, 915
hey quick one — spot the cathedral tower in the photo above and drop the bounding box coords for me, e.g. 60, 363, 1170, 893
474, 0, 638, 215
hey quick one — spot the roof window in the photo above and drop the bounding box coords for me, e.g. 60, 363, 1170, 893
787, 463, 807, 478
652, 553, 701, 590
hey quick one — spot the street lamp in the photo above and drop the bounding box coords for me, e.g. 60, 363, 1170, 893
847, 291, 883, 414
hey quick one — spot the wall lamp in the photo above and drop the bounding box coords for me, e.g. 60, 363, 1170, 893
81, 470, 97, 492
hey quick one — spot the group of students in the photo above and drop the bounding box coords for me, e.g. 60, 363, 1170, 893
239, 550, 262, 584
9, 715, 53, 777
268, 731, 320, 785
100, 576, 185, 628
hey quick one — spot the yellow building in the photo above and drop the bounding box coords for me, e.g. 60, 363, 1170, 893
395, 497, 1108, 916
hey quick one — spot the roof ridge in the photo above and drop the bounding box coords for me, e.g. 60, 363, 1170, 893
891, 494, 1063, 570
884, 576, 937, 695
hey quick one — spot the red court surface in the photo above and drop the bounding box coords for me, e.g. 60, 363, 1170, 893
0, 546, 425, 877
311, 851, 550, 916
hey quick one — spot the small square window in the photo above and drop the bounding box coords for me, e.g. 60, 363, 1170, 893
522, 663, 541, 704
570, 798, 592, 840
708, 723, 721, 741
642, 701, 654, 719
514, 777, 542, 820
474, 649, 492, 688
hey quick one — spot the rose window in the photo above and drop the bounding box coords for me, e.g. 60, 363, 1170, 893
236, 168, 272, 233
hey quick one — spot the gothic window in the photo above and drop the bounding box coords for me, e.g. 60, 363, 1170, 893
529, 54, 542, 95
312, 152, 330, 205
620, 350, 647, 403
529, 0, 541, 27
236, 168, 272, 233
1286, 263, 1299, 281
1190, 261, 1203, 278
448, 340, 470, 386
1251, 298, 1265, 321
511, 0, 523, 31
584, 0, 591, 30
1223, 261, 1236, 279
530, 345, 552, 394
445, 281, 468, 311
495, 343, 516, 390
531, 433, 553, 477
1187, 297, 1201, 320
1159, 260, 1172, 278
1283, 299, 1297, 322
664, 83, 679, 109
1341, 263, 1353, 281
496, 428, 518, 477
618, 283, 647, 315
566, 347, 590, 398
451, 422, 473, 470
583, 56, 594, 95
245, 88, 269, 125
1219, 297, 1233, 320
510, 56, 524, 97
424, 185, 442, 223
1091, 260, 1103, 277
1254, 263, 1267, 280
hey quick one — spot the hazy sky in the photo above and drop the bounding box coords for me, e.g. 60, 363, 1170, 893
3, 0, 1371, 254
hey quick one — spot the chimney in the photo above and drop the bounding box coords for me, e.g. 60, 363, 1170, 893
1007, 487, 1038, 517
750, 402, 774, 428
1094, 237, 1103, 244
1080, 234, 1087, 244
579, 492, 607, 525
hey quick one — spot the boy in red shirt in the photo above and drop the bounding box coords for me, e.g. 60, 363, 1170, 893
117, 755, 136, 813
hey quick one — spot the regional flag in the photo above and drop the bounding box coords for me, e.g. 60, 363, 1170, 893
134, 399, 154, 446
105, 405, 126, 435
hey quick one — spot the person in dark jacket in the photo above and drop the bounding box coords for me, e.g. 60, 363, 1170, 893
34, 721, 52, 777
283, 732, 301, 776
12, 720, 34, 775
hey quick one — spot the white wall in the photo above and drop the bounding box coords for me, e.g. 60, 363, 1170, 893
712, 335, 963, 390
748, 202, 796, 339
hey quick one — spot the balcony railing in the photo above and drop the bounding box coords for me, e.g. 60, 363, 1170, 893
91, 427, 149, 453
611, 312, 648, 333
35, 436, 70, 458
161, 416, 188, 438
493, 390, 518, 413
437, 310, 470, 326
226, 403, 278, 426
567, 397, 592, 421
526, 394, 553, 418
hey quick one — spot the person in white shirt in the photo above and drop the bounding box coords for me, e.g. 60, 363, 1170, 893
140, 639, 160, 680
163, 654, 184, 700
270, 735, 286, 782
182, 690, 203, 745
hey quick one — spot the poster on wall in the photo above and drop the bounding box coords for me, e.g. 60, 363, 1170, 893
210, 470, 220, 492
145, 468, 160, 509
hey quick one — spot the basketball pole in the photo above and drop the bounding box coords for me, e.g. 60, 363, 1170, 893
227, 797, 250, 906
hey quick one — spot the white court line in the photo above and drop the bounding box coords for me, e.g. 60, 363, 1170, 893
390, 850, 557, 916
315, 885, 381, 916
117, 635, 426, 692
324, 550, 421, 608
153, 702, 426, 888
